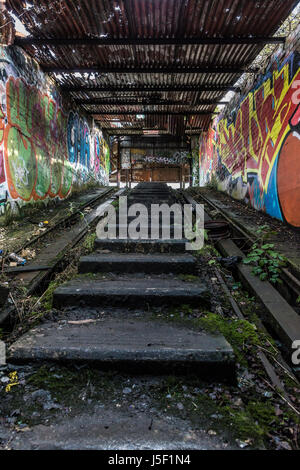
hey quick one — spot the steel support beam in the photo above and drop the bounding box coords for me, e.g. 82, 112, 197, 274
102, 128, 204, 134
44, 66, 254, 74
93, 111, 217, 116
63, 85, 240, 92
77, 99, 228, 106
15, 36, 286, 46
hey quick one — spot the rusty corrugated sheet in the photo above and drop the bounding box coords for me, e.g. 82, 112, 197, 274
7, 0, 299, 134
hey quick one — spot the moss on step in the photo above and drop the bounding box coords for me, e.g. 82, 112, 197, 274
195, 313, 260, 366
27, 365, 116, 403
177, 274, 199, 282
151, 375, 278, 447
42, 279, 61, 311
153, 306, 263, 367
111, 199, 119, 209
83, 232, 96, 253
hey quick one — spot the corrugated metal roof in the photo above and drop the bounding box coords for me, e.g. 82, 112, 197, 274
7, 0, 299, 135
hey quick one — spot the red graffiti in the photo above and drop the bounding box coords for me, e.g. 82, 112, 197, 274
199, 55, 300, 229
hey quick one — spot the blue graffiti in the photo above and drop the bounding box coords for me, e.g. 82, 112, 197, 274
67, 111, 79, 165
265, 153, 283, 222
248, 176, 265, 211
67, 112, 90, 169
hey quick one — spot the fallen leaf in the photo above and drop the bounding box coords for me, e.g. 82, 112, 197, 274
15, 426, 31, 433
68, 319, 97, 325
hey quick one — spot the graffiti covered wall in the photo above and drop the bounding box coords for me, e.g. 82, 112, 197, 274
130, 149, 190, 166
198, 49, 300, 229
191, 136, 199, 186
0, 45, 110, 210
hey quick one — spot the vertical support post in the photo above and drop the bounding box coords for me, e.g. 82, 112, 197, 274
129, 149, 132, 189
189, 159, 193, 187
179, 166, 183, 189
189, 140, 193, 188
117, 139, 121, 188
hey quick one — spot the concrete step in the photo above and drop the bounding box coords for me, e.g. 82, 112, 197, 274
53, 278, 210, 309
94, 238, 188, 253
127, 192, 172, 196
131, 185, 169, 190
103, 224, 184, 238
106, 223, 183, 229
9, 316, 235, 380
79, 253, 197, 274
129, 192, 172, 197
124, 215, 178, 224
128, 196, 173, 202
126, 201, 176, 207
127, 201, 174, 205
127, 191, 173, 196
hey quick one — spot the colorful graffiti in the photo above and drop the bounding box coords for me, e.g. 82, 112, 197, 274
143, 152, 189, 165
277, 104, 300, 227
0, 45, 110, 213
131, 151, 190, 166
66, 112, 110, 185
93, 130, 110, 185
67, 111, 90, 169
199, 51, 300, 229
4, 76, 73, 201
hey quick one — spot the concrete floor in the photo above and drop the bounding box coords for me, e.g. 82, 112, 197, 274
0, 363, 241, 451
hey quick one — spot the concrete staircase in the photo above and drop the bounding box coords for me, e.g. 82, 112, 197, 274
9, 183, 235, 380
78, 253, 197, 274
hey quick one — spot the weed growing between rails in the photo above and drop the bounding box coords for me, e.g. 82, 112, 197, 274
1, 227, 100, 346
243, 225, 287, 284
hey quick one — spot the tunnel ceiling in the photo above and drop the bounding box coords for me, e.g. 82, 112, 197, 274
7, 0, 299, 137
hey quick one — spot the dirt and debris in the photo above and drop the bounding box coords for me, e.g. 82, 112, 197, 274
0, 234, 299, 450
0, 187, 108, 256
0, 186, 299, 450
188, 187, 300, 255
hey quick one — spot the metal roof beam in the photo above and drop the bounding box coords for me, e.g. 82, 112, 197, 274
93, 111, 217, 115
104, 128, 164, 132
63, 85, 240, 92
44, 66, 255, 74
15, 36, 286, 46
102, 128, 204, 134
78, 99, 228, 105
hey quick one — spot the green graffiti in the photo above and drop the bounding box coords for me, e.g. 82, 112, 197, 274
6, 126, 36, 200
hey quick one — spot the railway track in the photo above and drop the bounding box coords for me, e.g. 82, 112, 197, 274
0, 186, 121, 325
9, 182, 236, 381
4, 187, 115, 263
2, 185, 299, 381
1, 182, 299, 450
181, 189, 300, 379
192, 191, 300, 305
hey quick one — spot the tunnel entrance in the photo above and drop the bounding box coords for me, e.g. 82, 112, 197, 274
110, 135, 192, 187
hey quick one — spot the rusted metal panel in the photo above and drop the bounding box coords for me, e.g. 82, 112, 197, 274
7, 0, 298, 134
8, 1, 297, 39
152, 168, 181, 182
